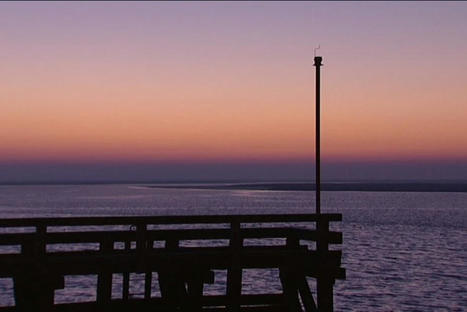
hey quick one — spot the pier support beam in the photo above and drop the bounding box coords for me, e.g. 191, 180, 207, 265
317, 276, 334, 312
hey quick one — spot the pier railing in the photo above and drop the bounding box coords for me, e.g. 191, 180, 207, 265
0, 214, 345, 311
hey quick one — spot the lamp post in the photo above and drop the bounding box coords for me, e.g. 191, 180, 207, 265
314, 56, 322, 214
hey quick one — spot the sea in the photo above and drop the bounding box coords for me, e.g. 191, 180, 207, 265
0, 184, 466, 311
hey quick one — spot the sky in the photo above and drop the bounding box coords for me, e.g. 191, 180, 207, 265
1, 2, 467, 182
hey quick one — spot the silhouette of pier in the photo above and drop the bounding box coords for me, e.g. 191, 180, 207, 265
0, 214, 344, 311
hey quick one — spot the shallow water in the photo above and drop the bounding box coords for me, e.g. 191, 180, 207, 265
0, 185, 466, 311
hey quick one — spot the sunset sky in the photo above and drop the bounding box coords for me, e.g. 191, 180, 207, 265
1, 2, 467, 182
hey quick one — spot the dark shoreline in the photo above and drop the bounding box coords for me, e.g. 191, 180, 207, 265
147, 182, 467, 192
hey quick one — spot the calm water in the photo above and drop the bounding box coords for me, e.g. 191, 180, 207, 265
0, 184, 466, 311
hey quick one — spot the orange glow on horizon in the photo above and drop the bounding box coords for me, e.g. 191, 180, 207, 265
1, 2, 467, 164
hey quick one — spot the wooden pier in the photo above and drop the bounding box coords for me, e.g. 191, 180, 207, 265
0, 214, 345, 311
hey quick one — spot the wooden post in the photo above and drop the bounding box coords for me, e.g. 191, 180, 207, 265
226, 220, 242, 311
144, 272, 153, 300
317, 277, 334, 312
279, 266, 302, 312
279, 233, 302, 311
14, 234, 36, 311
97, 240, 113, 304
144, 240, 153, 299
182, 270, 204, 312
159, 238, 181, 308
35, 225, 56, 310
134, 223, 154, 299
316, 217, 334, 312
122, 240, 131, 300
36, 225, 47, 255
14, 225, 63, 312
136, 223, 147, 251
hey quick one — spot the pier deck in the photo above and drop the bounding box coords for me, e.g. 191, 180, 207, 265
0, 214, 344, 311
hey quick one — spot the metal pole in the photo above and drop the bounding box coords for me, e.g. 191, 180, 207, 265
314, 56, 322, 214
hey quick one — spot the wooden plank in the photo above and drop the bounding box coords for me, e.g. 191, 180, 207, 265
0, 247, 342, 277
0, 233, 35, 245
294, 229, 343, 244
0, 213, 342, 228
0, 228, 341, 246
